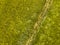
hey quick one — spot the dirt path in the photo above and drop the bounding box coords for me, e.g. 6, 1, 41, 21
26, 0, 53, 45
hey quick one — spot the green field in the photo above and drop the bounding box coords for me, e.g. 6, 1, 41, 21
0, 0, 60, 45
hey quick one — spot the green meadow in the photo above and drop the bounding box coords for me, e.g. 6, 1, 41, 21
0, 0, 60, 45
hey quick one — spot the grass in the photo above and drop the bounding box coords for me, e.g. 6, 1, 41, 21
0, 0, 60, 45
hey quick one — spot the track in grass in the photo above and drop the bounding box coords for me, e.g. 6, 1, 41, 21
25, 0, 53, 45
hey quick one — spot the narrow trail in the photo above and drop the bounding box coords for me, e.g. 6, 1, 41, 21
25, 0, 53, 45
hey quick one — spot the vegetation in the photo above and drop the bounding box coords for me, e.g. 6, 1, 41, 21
0, 0, 60, 45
